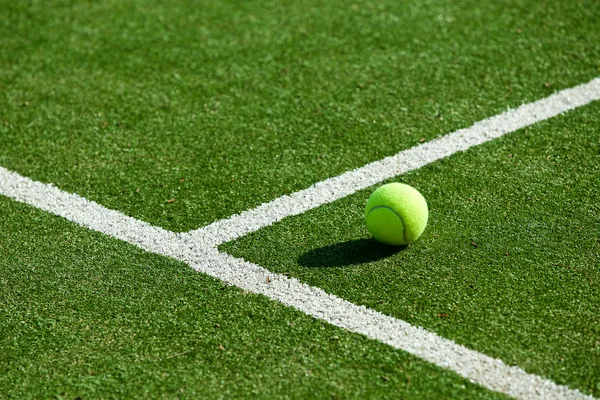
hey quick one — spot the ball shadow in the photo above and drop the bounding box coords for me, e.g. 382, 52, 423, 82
298, 238, 406, 268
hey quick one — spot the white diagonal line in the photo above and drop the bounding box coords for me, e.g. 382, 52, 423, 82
183, 77, 600, 247
2, 77, 600, 399
186, 250, 595, 400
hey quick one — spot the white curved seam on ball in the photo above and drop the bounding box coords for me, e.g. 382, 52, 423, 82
367, 205, 408, 244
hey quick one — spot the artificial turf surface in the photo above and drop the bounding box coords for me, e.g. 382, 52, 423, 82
1, 0, 599, 231
0, 197, 508, 399
222, 101, 600, 397
1, 0, 599, 398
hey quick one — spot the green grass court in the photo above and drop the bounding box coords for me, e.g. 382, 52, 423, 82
1, 0, 599, 398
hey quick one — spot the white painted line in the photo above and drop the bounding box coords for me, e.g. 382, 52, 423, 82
0, 167, 595, 399
1, 77, 599, 400
184, 77, 600, 247
0, 167, 176, 254
186, 249, 596, 400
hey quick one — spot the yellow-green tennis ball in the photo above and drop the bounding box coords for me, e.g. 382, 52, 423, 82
365, 183, 428, 246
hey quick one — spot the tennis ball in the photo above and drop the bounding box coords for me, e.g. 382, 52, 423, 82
365, 183, 428, 246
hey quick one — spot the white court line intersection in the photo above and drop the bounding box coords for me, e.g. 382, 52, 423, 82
1, 78, 600, 399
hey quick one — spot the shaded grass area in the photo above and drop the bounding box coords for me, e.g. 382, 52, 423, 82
0, 0, 599, 231
0, 198, 508, 399
223, 102, 600, 396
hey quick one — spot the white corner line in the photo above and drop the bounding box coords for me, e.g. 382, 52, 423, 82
184, 77, 600, 247
0, 166, 595, 400
1, 77, 599, 400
